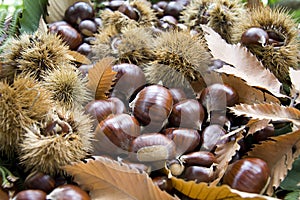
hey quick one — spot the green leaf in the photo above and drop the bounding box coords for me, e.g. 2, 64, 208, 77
19, 0, 48, 33
284, 190, 300, 200
280, 156, 300, 191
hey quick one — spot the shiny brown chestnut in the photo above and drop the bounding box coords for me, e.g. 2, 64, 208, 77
78, 20, 97, 37
64, 2, 94, 25
168, 99, 206, 130
49, 22, 82, 50
118, 4, 138, 21
162, 127, 201, 156
169, 88, 187, 104
222, 157, 270, 194
131, 85, 173, 132
198, 83, 239, 112
241, 27, 269, 47
98, 113, 140, 151
84, 97, 126, 124
130, 133, 176, 162
46, 184, 90, 200
182, 165, 215, 183
253, 125, 275, 142
13, 189, 47, 200
180, 151, 216, 168
77, 43, 91, 56
200, 124, 227, 152
24, 171, 55, 194
111, 63, 146, 102
164, 1, 183, 19
152, 176, 173, 192
108, 0, 125, 11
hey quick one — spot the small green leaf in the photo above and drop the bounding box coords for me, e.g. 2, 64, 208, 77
19, 0, 48, 33
284, 190, 300, 200
280, 156, 300, 191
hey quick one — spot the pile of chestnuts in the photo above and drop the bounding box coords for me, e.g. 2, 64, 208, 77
83, 62, 272, 197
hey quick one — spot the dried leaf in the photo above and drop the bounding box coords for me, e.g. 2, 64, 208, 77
221, 74, 280, 104
229, 103, 300, 128
171, 176, 276, 200
45, 0, 92, 23
289, 68, 300, 104
210, 131, 243, 186
87, 57, 117, 100
64, 156, 176, 200
68, 50, 91, 65
201, 25, 283, 98
246, 129, 300, 195
246, 119, 271, 136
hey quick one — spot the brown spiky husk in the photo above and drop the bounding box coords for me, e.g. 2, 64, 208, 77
144, 30, 211, 91
180, 0, 245, 43
130, 0, 157, 27
0, 32, 73, 82
232, 6, 299, 86
0, 76, 52, 156
42, 67, 91, 109
207, 0, 245, 43
117, 27, 155, 65
19, 106, 94, 176
100, 10, 139, 33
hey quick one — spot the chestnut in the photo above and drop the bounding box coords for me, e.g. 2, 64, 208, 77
169, 88, 187, 104
200, 124, 228, 152
168, 99, 206, 130
198, 83, 239, 112
182, 165, 215, 183
166, 159, 185, 176
241, 27, 269, 47
77, 43, 91, 56
253, 125, 275, 142
111, 63, 146, 103
24, 171, 55, 194
131, 85, 173, 132
130, 133, 176, 162
98, 113, 141, 151
49, 22, 82, 50
222, 157, 270, 194
78, 20, 97, 37
162, 127, 201, 156
180, 151, 216, 168
118, 4, 138, 21
164, 1, 183, 19
46, 184, 90, 200
13, 189, 47, 200
64, 2, 94, 25
84, 97, 126, 124
152, 176, 173, 192
108, 0, 125, 11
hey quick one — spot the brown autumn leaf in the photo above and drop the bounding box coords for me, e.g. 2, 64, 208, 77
45, 0, 92, 23
289, 68, 300, 104
210, 131, 243, 186
229, 103, 300, 128
201, 25, 284, 98
246, 119, 271, 136
87, 57, 117, 100
221, 74, 280, 104
171, 176, 277, 200
63, 156, 177, 200
67, 50, 91, 65
246, 129, 300, 196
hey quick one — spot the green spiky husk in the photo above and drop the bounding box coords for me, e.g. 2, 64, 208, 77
19, 106, 94, 176
0, 32, 73, 82
144, 30, 211, 90
232, 6, 299, 86
0, 76, 52, 156
42, 67, 91, 109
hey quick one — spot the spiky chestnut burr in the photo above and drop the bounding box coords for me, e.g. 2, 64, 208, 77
42, 67, 91, 109
130, 0, 157, 27
0, 76, 52, 156
0, 32, 73, 82
232, 6, 299, 87
144, 30, 211, 92
19, 106, 94, 176
180, 0, 245, 43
